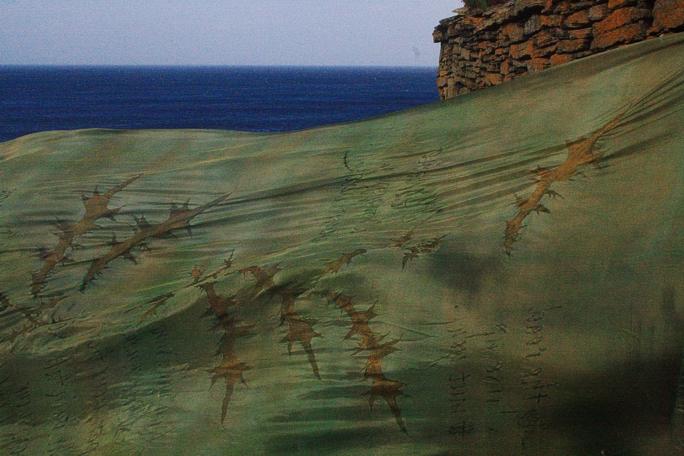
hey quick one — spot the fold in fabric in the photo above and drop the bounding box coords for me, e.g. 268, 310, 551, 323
1, 34, 684, 455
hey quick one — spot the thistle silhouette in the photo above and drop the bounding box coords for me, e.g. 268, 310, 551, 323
138, 292, 175, 325
198, 281, 251, 425
31, 175, 140, 296
238, 265, 281, 297
391, 230, 414, 248
81, 193, 231, 290
319, 249, 367, 279
401, 236, 446, 270
504, 112, 626, 255
319, 291, 408, 433
277, 287, 322, 380
4, 295, 68, 342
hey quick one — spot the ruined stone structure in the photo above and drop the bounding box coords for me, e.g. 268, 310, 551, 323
434, 0, 684, 99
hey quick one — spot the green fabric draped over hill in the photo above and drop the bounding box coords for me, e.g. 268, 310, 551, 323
1, 34, 684, 455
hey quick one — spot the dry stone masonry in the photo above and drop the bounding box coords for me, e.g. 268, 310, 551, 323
434, 0, 684, 99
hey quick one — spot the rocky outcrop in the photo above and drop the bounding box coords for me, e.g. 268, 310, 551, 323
434, 0, 684, 99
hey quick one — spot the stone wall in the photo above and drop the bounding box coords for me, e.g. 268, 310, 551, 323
433, 0, 684, 99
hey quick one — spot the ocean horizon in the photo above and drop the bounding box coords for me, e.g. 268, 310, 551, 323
0, 65, 440, 143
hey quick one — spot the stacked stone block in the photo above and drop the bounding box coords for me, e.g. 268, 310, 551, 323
434, 0, 684, 99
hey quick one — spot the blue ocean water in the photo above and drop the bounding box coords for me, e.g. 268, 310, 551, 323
0, 66, 440, 143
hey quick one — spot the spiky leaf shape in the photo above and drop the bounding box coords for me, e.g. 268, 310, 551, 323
319, 249, 367, 278
138, 292, 175, 324
319, 290, 407, 432
504, 111, 626, 255
5, 296, 67, 342
31, 175, 140, 296
277, 286, 322, 380
199, 281, 251, 425
238, 265, 281, 297
81, 192, 231, 291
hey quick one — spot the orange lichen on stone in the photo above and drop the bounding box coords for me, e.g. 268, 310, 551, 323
592, 22, 648, 49
591, 7, 651, 49
502, 22, 525, 42
528, 57, 551, 72
509, 40, 535, 59
485, 72, 504, 86
504, 111, 626, 255
564, 10, 591, 29
607, 0, 634, 8
435, 0, 679, 100
550, 53, 573, 66
652, 0, 684, 31
593, 7, 651, 35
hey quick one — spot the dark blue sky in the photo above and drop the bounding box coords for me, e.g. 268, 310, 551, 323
1, 1, 462, 66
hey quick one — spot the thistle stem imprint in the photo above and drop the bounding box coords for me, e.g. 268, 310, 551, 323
134, 253, 236, 325
2, 294, 67, 342
81, 192, 231, 290
391, 230, 414, 248
399, 236, 446, 270
189, 251, 235, 287
138, 292, 175, 325
198, 281, 251, 425
134, 258, 246, 424
319, 291, 408, 433
238, 265, 281, 298
319, 249, 367, 280
239, 266, 323, 380
277, 287, 322, 380
504, 112, 626, 255
32, 175, 141, 296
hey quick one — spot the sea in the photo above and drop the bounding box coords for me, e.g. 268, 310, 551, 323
0, 66, 440, 143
